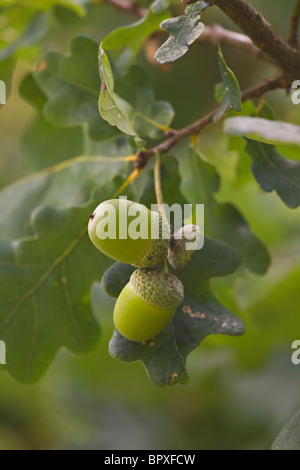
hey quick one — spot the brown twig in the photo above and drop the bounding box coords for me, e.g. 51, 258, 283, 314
135, 75, 285, 170
199, 24, 272, 64
211, 0, 300, 82
95, 0, 297, 170
93, 0, 290, 70
288, 0, 300, 49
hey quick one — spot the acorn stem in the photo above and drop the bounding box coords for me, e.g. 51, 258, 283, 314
154, 152, 167, 220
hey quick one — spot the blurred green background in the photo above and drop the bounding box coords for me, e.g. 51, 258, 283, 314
0, 0, 300, 450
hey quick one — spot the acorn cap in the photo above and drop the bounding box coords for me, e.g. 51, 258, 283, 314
168, 224, 201, 270
130, 267, 184, 309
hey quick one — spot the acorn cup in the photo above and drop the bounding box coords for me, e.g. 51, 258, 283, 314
88, 199, 170, 268
168, 224, 201, 270
113, 268, 184, 342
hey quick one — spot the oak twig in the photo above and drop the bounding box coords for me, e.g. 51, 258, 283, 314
98, 0, 298, 74
96, 0, 297, 172
135, 75, 284, 170
199, 24, 272, 64
211, 0, 300, 81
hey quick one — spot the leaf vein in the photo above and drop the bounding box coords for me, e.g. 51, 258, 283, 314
0, 227, 87, 333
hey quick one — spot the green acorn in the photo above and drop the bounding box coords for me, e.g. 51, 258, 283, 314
113, 268, 184, 342
88, 199, 170, 267
168, 224, 201, 270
